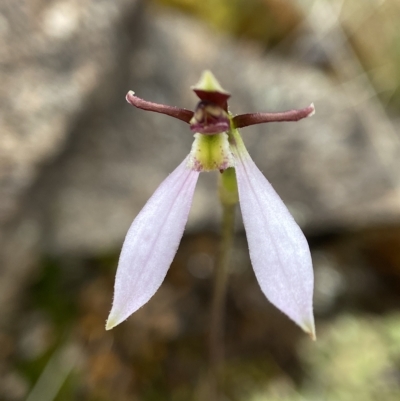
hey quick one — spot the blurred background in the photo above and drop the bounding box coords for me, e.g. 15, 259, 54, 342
1, 0, 400, 400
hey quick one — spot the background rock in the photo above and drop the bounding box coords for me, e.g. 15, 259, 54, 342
0, 0, 141, 326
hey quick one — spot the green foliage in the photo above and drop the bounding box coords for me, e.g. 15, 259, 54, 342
152, 0, 301, 46
30, 258, 77, 327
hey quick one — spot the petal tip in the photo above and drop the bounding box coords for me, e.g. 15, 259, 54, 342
300, 317, 316, 341
105, 314, 119, 331
126, 90, 135, 103
308, 103, 315, 117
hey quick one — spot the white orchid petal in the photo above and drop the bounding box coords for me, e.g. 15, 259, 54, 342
234, 149, 315, 338
106, 158, 199, 329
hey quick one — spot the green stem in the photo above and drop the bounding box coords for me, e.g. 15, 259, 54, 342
208, 168, 238, 399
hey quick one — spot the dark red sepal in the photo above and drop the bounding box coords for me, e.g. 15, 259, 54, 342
126, 91, 193, 123
233, 103, 315, 128
192, 90, 230, 112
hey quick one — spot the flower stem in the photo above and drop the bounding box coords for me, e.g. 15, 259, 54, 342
208, 168, 238, 399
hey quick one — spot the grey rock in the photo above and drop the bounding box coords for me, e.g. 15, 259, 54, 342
0, 0, 141, 326
0, 0, 140, 226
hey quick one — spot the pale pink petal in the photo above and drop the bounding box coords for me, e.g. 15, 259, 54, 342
234, 150, 315, 338
106, 158, 199, 329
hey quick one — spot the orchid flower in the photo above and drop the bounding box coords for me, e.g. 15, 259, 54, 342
106, 71, 316, 339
